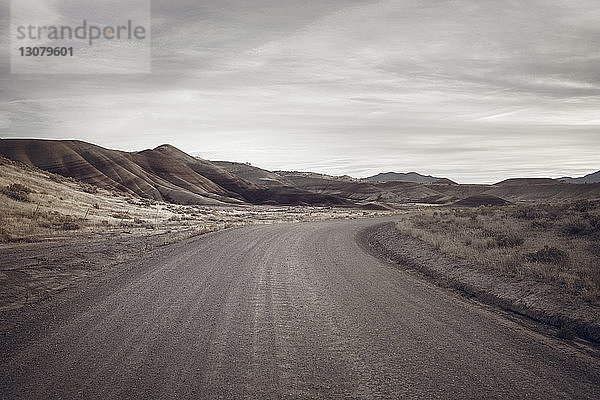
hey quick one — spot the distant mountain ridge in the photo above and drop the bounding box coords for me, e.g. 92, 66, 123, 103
560, 171, 600, 184
364, 171, 446, 184
494, 178, 560, 186
1, 139, 599, 207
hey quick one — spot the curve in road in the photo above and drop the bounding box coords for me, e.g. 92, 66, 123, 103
1, 218, 599, 399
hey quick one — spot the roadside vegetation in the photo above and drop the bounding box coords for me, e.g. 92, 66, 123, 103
0, 156, 383, 244
395, 201, 600, 303
0, 156, 389, 320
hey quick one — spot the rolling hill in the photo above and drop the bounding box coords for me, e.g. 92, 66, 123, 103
0, 139, 348, 206
560, 171, 600, 184
1, 138, 599, 207
364, 171, 445, 184
276, 171, 454, 205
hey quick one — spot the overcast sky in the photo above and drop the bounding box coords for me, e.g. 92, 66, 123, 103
1, 0, 599, 183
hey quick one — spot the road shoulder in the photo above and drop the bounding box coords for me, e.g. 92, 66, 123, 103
357, 222, 600, 345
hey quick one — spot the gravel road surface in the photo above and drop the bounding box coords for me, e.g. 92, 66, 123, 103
1, 219, 599, 399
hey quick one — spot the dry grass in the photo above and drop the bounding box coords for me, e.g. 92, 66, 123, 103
0, 156, 388, 243
395, 201, 600, 303
1, 183, 32, 202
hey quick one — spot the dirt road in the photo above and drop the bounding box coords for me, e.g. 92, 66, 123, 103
1, 219, 599, 399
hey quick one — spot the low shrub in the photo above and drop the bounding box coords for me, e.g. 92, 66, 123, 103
0, 227, 10, 243
47, 174, 65, 183
80, 183, 98, 194
495, 234, 524, 248
112, 212, 132, 220
557, 325, 576, 340
570, 200, 597, 213
526, 246, 569, 265
513, 206, 543, 220
1, 183, 31, 202
562, 215, 600, 239
61, 221, 80, 231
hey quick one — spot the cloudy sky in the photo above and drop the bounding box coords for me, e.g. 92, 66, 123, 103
1, 0, 599, 183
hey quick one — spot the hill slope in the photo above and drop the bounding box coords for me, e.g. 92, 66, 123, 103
276, 171, 453, 205
560, 171, 600, 184
0, 139, 348, 206
3, 139, 599, 207
365, 171, 444, 184
0, 139, 238, 205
